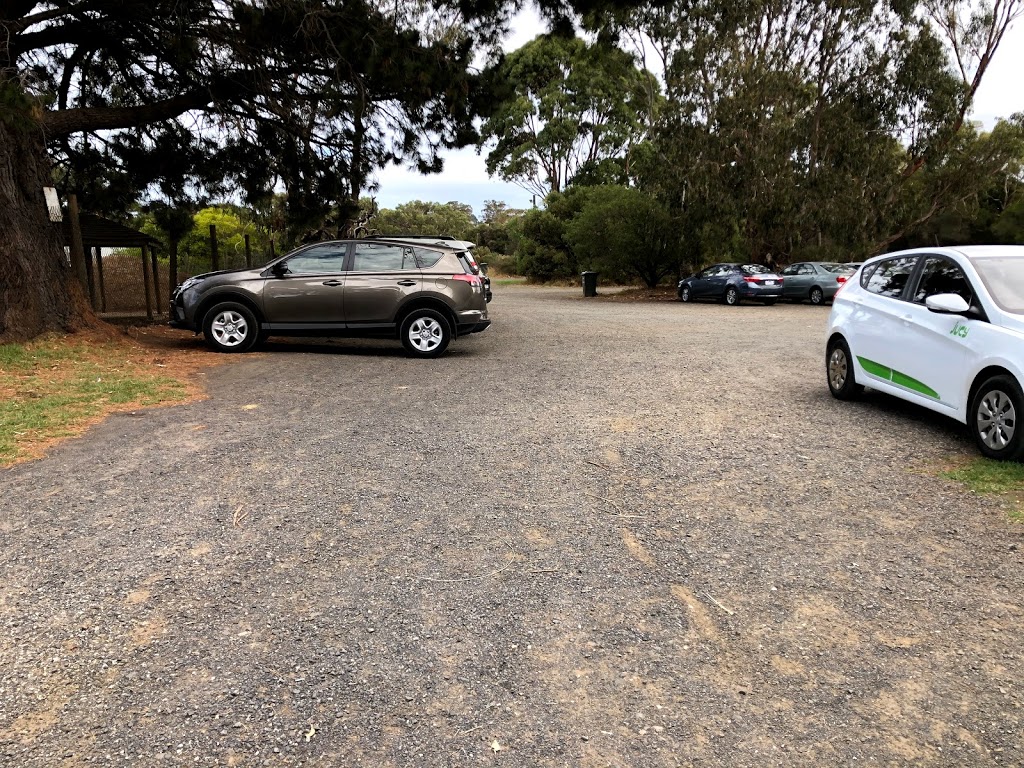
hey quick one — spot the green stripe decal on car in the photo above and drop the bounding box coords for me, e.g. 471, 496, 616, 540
856, 357, 940, 400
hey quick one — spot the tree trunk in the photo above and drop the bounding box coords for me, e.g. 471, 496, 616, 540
0, 121, 90, 342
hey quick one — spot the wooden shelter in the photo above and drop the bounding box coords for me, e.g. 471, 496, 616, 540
63, 214, 165, 318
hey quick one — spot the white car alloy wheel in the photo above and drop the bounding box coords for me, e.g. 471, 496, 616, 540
211, 310, 249, 348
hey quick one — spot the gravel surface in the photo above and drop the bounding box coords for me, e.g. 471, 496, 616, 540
2, 285, 1022, 766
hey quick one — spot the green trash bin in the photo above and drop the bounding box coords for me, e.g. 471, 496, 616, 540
582, 271, 598, 297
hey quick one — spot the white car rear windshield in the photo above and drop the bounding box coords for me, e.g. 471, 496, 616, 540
973, 256, 1024, 313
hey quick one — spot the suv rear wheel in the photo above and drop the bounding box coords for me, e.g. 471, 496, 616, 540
400, 309, 451, 358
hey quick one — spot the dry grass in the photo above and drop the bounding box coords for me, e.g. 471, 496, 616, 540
0, 324, 230, 466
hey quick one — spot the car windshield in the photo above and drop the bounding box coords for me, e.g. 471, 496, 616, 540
741, 264, 772, 275
821, 263, 850, 273
972, 256, 1024, 313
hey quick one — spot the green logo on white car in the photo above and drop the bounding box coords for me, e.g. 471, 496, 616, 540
950, 320, 969, 338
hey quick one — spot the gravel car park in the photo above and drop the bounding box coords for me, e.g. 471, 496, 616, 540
2, 287, 1022, 766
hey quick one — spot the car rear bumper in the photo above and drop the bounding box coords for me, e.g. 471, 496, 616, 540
742, 285, 783, 298
459, 319, 491, 335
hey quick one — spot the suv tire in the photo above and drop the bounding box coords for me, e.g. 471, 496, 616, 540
401, 309, 451, 358
203, 301, 259, 353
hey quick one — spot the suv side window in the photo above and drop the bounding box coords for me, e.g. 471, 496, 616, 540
913, 257, 974, 305
284, 244, 347, 274
862, 256, 918, 298
352, 243, 415, 272
415, 247, 444, 268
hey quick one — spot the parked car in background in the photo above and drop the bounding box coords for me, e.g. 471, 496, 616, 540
170, 238, 490, 357
678, 263, 784, 305
826, 245, 1024, 459
780, 261, 855, 305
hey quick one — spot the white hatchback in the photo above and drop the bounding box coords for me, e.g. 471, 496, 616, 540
827, 245, 1024, 460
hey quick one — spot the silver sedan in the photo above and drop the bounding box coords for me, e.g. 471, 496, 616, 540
779, 262, 855, 305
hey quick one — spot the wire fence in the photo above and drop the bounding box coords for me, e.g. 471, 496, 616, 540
89, 241, 273, 317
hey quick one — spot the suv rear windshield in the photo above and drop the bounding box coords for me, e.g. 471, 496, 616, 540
457, 252, 480, 275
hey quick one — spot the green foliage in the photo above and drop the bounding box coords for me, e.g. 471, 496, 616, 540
373, 201, 477, 239
480, 33, 659, 196
611, 0, 1024, 261
510, 186, 679, 285
134, 205, 270, 270
513, 206, 575, 281
563, 186, 679, 287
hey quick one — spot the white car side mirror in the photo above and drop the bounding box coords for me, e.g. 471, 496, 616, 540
925, 293, 970, 314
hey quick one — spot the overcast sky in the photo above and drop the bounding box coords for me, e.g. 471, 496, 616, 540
372, 6, 1024, 216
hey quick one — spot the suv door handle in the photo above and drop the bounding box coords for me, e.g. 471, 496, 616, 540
396, 280, 417, 286
322, 280, 342, 287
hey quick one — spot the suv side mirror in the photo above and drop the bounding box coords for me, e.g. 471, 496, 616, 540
925, 293, 970, 314
270, 261, 289, 276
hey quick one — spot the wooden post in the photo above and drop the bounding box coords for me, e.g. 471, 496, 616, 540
84, 241, 97, 309
244, 234, 252, 268
150, 245, 161, 312
269, 237, 276, 259
169, 239, 179, 298
67, 194, 89, 290
210, 224, 219, 271
141, 243, 154, 320
95, 247, 107, 312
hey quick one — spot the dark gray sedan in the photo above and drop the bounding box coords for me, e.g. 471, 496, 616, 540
779, 262, 855, 305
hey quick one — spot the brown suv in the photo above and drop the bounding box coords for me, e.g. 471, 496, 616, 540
169, 239, 490, 357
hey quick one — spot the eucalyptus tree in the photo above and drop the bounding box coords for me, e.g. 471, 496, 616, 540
479, 33, 660, 197
606, 0, 1023, 262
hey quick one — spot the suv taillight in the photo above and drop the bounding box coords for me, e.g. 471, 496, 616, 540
451, 274, 481, 286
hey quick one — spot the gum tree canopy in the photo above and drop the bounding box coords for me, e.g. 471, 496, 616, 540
0, 0, 504, 341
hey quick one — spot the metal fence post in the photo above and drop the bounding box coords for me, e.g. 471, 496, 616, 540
150, 245, 161, 311
95, 247, 107, 312
141, 242, 154, 320
210, 224, 219, 271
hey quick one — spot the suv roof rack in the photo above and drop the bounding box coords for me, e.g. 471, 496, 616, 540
366, 234, 457, 241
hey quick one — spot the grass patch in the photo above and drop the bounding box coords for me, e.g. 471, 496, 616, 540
942, 458, 1024, 520
0, 332, 194, 465
493, 277, 528, 286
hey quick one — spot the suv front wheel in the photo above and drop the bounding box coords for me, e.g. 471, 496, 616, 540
400, 309, 451, 358
203, 301, 259, 353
